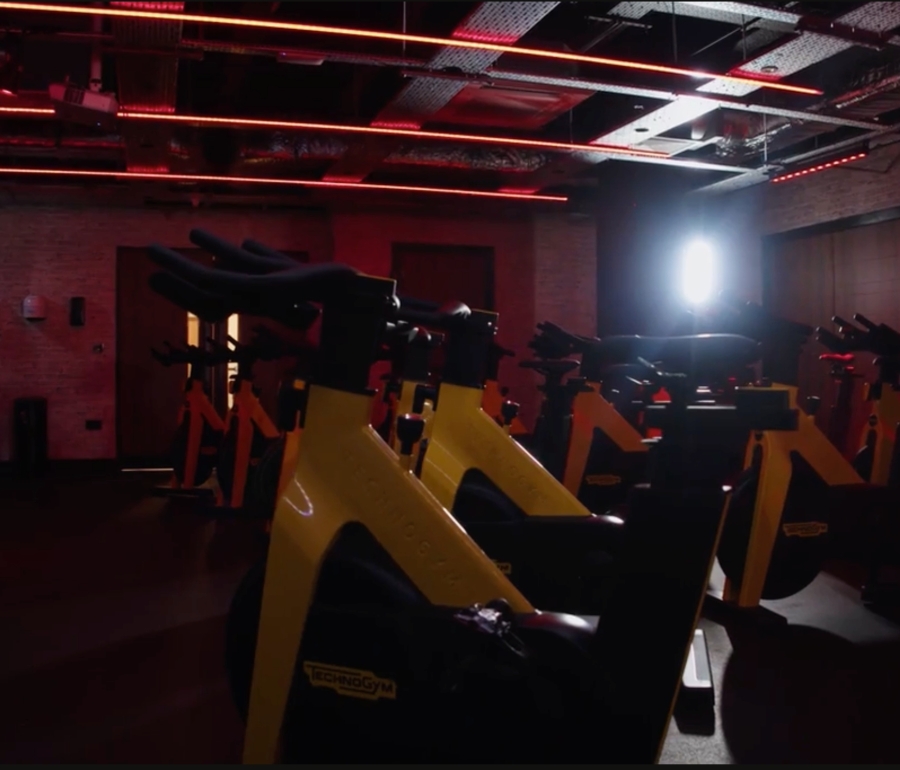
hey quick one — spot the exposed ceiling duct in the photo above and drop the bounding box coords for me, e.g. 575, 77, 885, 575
110, 0, 183, 172
6, 1, 900, 200
383, 144, 548, 172
520, 1, 900, 193
322, 1, 560, 183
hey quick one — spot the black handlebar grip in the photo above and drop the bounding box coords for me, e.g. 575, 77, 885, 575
240, 239, 300, 267
853, 313, 877, 331
832, 316, 864, 336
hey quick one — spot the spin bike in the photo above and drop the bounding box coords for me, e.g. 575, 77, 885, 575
818, 314, 900, 485
176, 236, 752, 716
150, 341, 227, 498
519, 321, 656, 512
816, 314, 900, 602
692, 298, 896, 612
146, 232, 797, 765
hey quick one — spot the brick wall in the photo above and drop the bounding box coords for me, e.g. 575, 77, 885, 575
714, 142, 900, 303
0, 203, 595, 460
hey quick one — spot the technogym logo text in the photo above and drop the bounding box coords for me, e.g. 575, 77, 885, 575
782, 521, 828, 538
303, 662, 397, 701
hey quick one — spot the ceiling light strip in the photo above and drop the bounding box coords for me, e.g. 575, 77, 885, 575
769, 151, 868, 183
0, 166, 569, 201
0, 105, 666, 158
0, 2, 823, 95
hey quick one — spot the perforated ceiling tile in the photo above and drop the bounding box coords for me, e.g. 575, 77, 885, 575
699, 1, 900, 96
697, 33, 850, 96
388, 78, 470, 118
385, 2, 559, 118
840, 1, 900, 33
610, 1, 798, 28
678, 2, 801, 26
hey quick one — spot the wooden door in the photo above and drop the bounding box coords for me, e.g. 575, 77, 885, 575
391, 243, 495, 311
116, 248, 193, 466
391, 242, 495, 377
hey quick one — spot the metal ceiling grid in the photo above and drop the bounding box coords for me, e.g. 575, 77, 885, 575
693, 2, 900, 192
323, 1, 559, 182
611, 2, 799, 30
554, 2, 900, 193
111, 1, 184, 173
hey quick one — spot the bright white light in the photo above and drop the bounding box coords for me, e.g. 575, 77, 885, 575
680, 239, 716, 305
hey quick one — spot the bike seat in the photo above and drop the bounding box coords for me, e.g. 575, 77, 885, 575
520, 359, 580, 376
517, 610, 597, 654
585, 334, 760, 374
819, 353, 855, 362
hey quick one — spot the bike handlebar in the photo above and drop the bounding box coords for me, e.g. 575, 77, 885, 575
820, 314, 900, 356
148, 233, 359, 300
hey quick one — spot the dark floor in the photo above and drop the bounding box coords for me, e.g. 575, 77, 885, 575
2, 471, 900, 764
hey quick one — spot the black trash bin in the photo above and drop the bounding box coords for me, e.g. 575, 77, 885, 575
13, 397, 48, 477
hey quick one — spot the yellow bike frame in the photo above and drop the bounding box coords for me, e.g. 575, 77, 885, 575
246, 382, 534, 764
563, 385, 649, 497
422, 384, 590, 516
274, 378, 306, 500
223, 379, 281, 508
173, 378, 225, 489
724, 384, 862, 608
860, 383, 900, 486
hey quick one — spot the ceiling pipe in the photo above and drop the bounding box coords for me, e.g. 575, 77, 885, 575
0, 1, 823, 94
89, 6, 102, 92
544, 1, 900, 195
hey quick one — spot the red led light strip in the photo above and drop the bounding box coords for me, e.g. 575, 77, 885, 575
0, 167, 569, 202
770, 152, 867, 183
0, 106, 666, 158
0, 2, 822, 96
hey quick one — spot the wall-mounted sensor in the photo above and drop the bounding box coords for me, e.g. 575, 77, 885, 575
70, 297, 86, 327
22, 295, 48, 321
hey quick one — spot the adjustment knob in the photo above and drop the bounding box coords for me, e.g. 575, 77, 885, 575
500, 400, 520, 426
806, 395, 821, 416
396, 413, 425, 456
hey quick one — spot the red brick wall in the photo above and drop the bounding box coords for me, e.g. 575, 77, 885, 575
714, 142, 900, 303
331, 209, 596, 426
0, 204, 595, 460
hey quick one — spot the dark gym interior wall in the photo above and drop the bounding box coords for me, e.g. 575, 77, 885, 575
594, 142, 900, 342
0, 204, 595, 462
